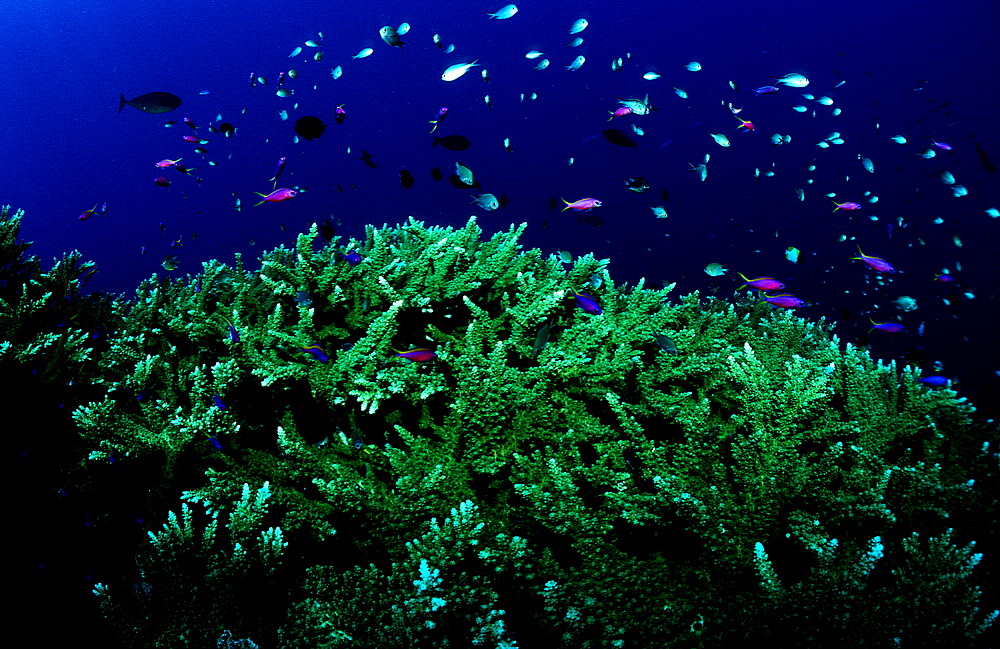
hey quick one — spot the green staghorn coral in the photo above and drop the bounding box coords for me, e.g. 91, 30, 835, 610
3, 206, 995, 648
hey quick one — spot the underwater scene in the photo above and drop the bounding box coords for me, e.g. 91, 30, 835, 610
4, 0, 998, 646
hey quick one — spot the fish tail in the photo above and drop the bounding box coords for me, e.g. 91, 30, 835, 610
560, 198, 570, 211
118, 93, 128, 113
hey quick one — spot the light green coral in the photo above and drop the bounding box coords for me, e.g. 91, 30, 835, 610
4, 206, 993, 648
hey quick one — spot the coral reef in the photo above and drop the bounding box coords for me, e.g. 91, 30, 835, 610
4, 206, 996, 647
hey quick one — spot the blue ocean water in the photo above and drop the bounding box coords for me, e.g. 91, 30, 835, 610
3, 1, 999, 643
5, 1, 999, 416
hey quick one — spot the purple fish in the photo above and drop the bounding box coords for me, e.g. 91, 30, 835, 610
299, 344, 329, 363
561, 197, 603, 212
931, 138, 952, 151
761, 293, 806, 308
571, 290, 603, 314
737, 273, 784, 291
342, 249, 362, 266
254, 187, 297, 206
832, 200, 863, 212
270, 156, 287, 184
393, 347, 438, 362
852, 246, 895, 273
754, 86, 780, 95
869, 319, 905, 334
429, 106, 449, 133
212, 395, 227, 410
607, 106, 633, 120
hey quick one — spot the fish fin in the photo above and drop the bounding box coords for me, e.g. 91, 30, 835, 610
118, 93, 128, 113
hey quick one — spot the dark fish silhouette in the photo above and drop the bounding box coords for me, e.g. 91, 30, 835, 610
433, 135, 472, 151
119, 91, 182, 114
430, 167, 443, 181
294, 116, 326, 140
603, 128, 637, 147
399, 169, 414, 189
359, 149, 377, 168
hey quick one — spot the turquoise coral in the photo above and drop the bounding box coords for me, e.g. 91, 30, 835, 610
3, 206, 996, 647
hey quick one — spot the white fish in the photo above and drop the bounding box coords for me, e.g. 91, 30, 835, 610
643, 72, 661, 80
785, 247, 800, 263
704, 263, 728, 277
566, 37, 584, 47
891, 135, 907, 144
795, 187, 805, 201
952, 185, 968, 197
331, 65, 343, 79
632, 123, 644, 136
534, 59, 550, 70
817, 96, 834, 105
771, 133, 784, 145
471, 193, 500, 211
673, 87, 688, 99
569, 18, 588, 34
289, 46, 303, 57
832, 107, 843, 116
486, 4, 518, 19
397, 22, 411, 35
352, 48, 374, 59
708, 132, 730, 147
278, 109, 288, 121
860, 155, 874, 173
565, 55, 585, 71
684, 61, 702, 71
650, 205, 668, 218
611, 57, 623, 72
616, 94, 653, 115
940, 171, 955, 185
773, 73, 809, 87
304, 40, 319, 47
792, 105, 808, 112
443, 44, 455, 54
442, 60, 479, 81
525, 50, 545, 59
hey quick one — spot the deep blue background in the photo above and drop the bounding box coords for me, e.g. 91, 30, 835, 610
3, 1, 999, 644
3, 1, 998, 405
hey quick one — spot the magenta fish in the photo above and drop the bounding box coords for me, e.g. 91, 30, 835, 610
761, 293, 805, 308
429, 106, 449, 133
335, 104, 346, 125
869, 319, 905, 334
78, 204, 98, 221
832, 200, 863, 212
607, 106, 633, 121
561, 197, 603, 212
393, 347, 437, 362
852, 246, 895, 273
737, 273, 784, 291
254, 187, 297, 206
571, 290, 603, 314
155, 158, 182, 168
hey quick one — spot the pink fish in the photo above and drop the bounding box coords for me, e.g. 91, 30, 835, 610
607, 106, 633, 121
761, 293, 805, 308
561, 197, 602, 212
78, 204, 98, 221
734, 115, 755, 132
832, 200, 863, 212
737, 273, 784, 291
852, 246, 895, 273
156, 158, 182, 168
392, 347, 437, 362
254, 187, 297, 206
